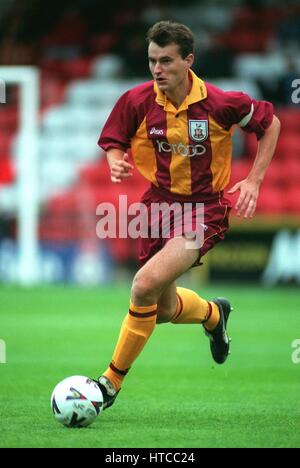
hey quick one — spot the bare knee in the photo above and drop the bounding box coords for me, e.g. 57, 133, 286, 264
131, 271, 160, 305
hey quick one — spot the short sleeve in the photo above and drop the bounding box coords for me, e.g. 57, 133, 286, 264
98, 91, 138, 152
242, 98, 274, 140
213, 91, 274, 140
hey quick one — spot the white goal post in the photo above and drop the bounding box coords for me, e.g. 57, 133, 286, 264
0, 66, 40, 285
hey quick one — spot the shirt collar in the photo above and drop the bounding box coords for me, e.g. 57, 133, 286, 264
154, 69, 207, 113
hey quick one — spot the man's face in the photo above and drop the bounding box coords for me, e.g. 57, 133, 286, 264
148, 42, 194, 94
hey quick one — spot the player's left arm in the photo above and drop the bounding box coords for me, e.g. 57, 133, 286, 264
228, 115, 281, 218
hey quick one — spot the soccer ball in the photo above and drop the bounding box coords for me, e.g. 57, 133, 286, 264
51, 375, 104, 428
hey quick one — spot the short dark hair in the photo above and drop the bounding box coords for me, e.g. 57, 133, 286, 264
147, 21, 194, 59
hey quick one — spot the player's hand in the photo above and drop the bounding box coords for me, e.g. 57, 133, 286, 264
227, 178, 260, 218
110, 153, 134, 183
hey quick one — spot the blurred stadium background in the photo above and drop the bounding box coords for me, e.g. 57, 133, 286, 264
0, 0, 300, 449
0, 0, 300, 286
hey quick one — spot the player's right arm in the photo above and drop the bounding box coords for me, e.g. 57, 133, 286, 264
98, 90, 138, 183
107, 149, 134, 183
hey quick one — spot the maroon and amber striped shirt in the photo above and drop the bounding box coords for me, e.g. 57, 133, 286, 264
98, 70, 273, 201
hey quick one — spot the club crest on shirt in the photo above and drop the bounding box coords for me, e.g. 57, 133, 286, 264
189, 120, 208, 142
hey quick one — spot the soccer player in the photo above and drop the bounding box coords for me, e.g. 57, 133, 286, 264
96, 21, 281, 408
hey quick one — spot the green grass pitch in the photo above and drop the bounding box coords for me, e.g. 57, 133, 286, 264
0, 284, 299, 448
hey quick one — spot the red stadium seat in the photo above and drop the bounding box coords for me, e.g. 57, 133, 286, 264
47, 191, 78, 214
283, 185, 300, 214
0, 131, 14, 155
42, 11, 87, 47
89, 33, 118, 55
256, 186, 285, 214
275, 134, 300, 160
0, 155, 15, 184
229, 160, 252, 186
60, 58, 92, 79
0, 106, 18, 132
80, 156, 148, 194
222, 29, 272, 53
233, 6, 283, 28
79, 158, 110, 186
244, 133, 257, 159
42, 58, 92, 80
40, 73, 67, 110
277, 108, 300, 133
280, 159, 300, 186
263, 161, 286, 188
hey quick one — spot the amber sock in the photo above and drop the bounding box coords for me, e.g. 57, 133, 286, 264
171, 287, 220, 330
103, 302, 157, 391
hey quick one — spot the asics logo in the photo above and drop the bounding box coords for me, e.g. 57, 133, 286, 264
150, 127, 164, 135
156, 140, 206, 157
